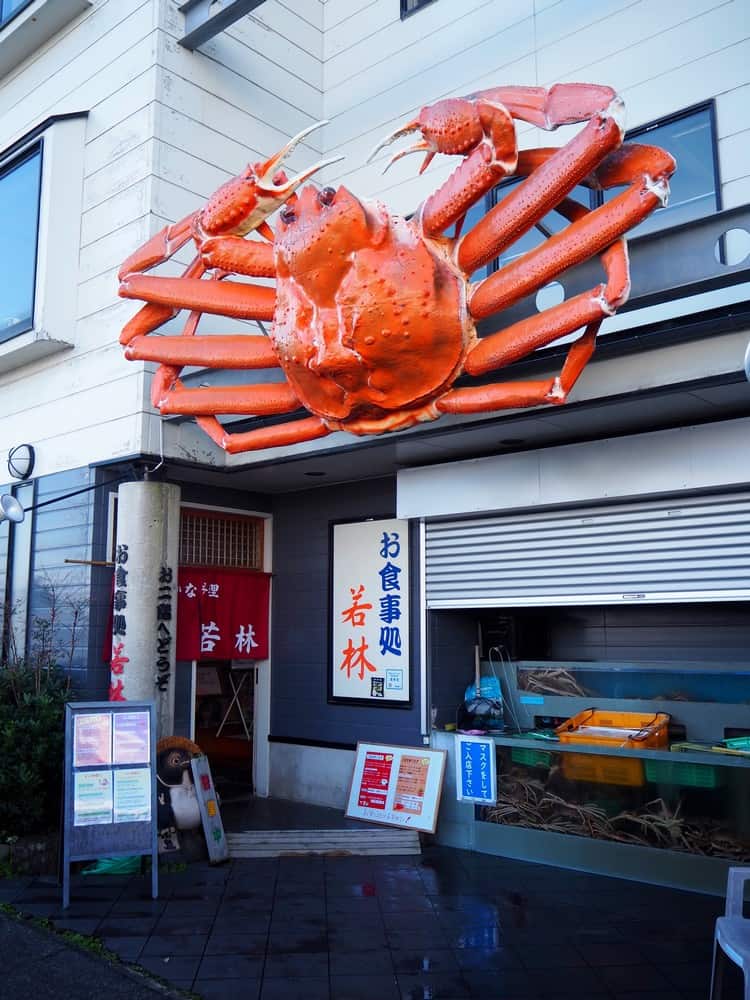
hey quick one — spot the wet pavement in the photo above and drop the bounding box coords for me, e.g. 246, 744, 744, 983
0, 845, 731, 999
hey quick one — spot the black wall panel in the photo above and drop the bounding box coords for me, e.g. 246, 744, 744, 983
270, 476, 423, 749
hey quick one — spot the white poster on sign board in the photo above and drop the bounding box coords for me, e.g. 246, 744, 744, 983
345, 742, 446, 834
73, 770, 113, 826
331, 518, 410, 704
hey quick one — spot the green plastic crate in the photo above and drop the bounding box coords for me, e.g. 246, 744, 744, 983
511, 747, 552, 769
644, 759, 723, 788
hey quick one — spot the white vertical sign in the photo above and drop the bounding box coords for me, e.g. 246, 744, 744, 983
331, 518, 410, 703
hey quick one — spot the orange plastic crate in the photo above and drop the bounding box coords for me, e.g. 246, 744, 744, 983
561, 752, 645, 787
556, 709, 670, 749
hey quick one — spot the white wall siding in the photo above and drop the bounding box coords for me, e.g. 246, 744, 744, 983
0, 0, 747, 481
0, 0, 158, 479
322, 0, 749, 219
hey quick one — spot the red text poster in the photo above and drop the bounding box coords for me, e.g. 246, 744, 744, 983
393, 755, 429, 816
357, 751, 394, 810
73, 713, 112, 768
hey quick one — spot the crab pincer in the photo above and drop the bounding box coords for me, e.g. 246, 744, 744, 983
118, 119, 344, 340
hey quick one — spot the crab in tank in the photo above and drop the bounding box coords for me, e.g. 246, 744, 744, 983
117, 84, 676, 454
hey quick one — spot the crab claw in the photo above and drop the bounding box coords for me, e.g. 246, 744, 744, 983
367, 118, 422, 166
199, 120, 345, 239
368, 118, 442, 174
259, 119, 345, 195
368, 98, 517, 179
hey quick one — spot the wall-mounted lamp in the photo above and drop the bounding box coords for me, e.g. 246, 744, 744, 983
7, 444, 35, 480
0, 494, 25, 524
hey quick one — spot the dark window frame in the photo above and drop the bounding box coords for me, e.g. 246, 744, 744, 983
480, 100, 720, 277
622, 99, 721, 211
0, 0, 35, 31
0, 140, 43, 344
400, 0, 437, 19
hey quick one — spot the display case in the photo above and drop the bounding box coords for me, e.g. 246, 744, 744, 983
478, 656, 750, 865
480, 738, 750, 864
430, 603, 750, 890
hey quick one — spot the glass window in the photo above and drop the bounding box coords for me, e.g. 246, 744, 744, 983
1, 0, 33, 29
0, 145, 42, 343
603, 105, 718, 238
401, 0, 437, 18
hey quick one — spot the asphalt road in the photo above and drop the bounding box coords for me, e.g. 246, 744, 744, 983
0, 911, 184, 1000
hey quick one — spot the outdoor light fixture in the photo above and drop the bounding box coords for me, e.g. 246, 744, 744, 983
0, 494, 25, 524
7, 443, 35, 480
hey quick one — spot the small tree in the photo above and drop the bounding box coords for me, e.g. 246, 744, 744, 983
0, 577, 87, 837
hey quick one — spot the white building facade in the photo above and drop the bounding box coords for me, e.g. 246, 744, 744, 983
1, 0, 749, 887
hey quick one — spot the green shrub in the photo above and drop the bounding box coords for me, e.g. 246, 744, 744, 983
0, 665, 70, 837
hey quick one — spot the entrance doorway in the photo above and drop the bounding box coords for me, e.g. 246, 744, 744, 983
194, 659, 256, 802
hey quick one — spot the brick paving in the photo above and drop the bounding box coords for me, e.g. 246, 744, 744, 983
0, 846, 734, 999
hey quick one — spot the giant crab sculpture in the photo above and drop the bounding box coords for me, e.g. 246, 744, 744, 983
118, 84, 675, 454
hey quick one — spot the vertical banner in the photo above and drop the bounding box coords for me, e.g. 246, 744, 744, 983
176, 568, 270, 661
330, 518, 410, 705
455, 734, 497, 804
109, 481, 180, 740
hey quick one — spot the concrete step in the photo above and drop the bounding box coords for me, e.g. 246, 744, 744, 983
226, 827, 421, 858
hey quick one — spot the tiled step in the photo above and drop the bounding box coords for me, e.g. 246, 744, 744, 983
226, 827, 421, 858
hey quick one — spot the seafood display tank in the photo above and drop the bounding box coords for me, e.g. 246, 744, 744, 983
430, 603, 750, 893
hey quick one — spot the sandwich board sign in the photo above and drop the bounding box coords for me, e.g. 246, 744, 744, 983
190, 754, 229, 863
63, 701, 158, 907
345, 742, 446, 834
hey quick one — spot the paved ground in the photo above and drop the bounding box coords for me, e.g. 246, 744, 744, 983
0, 846, 735, 999
0, 908, 181, 999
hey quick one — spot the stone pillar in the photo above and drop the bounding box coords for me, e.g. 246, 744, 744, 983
109, 480, 181, 739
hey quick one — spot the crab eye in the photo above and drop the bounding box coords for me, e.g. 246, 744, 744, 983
280, 204, 296, 224
318, 187, 336, 207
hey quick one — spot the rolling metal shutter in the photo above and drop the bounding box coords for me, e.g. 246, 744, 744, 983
424, 491, 750, 607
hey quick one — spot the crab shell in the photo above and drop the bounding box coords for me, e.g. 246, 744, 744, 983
271, 184, 475, 435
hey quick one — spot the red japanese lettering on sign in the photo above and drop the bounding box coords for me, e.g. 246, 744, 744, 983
341, 584, 372, 627
109, 678, 126, 701
340, 636, 377, 680
110, 642, 129, 676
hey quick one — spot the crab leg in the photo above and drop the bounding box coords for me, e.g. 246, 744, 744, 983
196, 236, 275, 276
125, 334, 279, 368
196, 415, 330, 455
370, 84, 622, 241
468, 143, 674, 320
457, 106, 624, 274
119, 275, 276, 321
465, 198, 628, 374
119, 257, 207, 345
118, 215, 196, 281
157, 382, 299, 416
436, 322, 600, 414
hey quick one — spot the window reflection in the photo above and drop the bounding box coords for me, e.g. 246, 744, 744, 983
1, 0, 34, 29
602, 106, 717, 237
0, 146, 42, 342
466, 104, 718, 282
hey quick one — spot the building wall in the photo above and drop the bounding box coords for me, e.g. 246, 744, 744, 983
0, 0, 159, 479
323, 0, 750, 214
1, 0, 747, 484
270, 475, 423, 748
